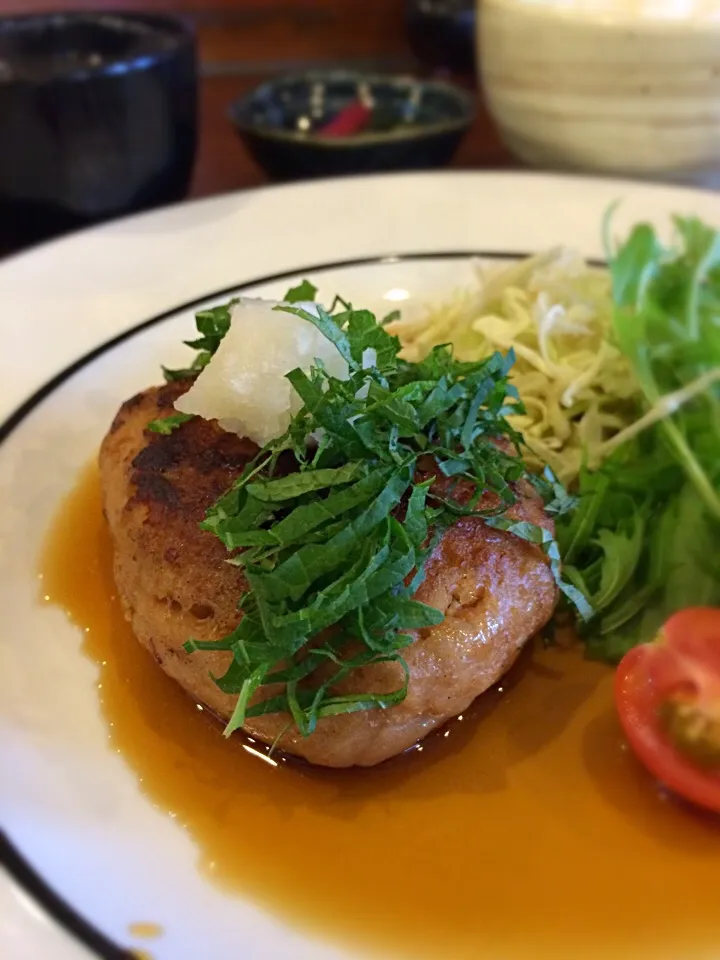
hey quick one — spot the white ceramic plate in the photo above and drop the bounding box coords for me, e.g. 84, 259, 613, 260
1, 172, 719, 960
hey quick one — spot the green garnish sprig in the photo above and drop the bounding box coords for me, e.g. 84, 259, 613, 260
147, 412, 194, 435
146, 299, 240, 434
182, 292, 582, 738
162, 299, 238, 382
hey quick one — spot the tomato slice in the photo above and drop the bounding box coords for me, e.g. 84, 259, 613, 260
615, 607, 720, 814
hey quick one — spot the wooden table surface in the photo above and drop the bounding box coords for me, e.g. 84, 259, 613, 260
3, 0, 515, 213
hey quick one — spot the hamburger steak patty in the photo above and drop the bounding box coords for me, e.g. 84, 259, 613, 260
100, 380, 558, 767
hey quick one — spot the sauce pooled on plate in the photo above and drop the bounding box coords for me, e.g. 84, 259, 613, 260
42, 463, 720, 960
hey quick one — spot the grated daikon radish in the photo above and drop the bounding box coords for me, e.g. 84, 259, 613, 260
175, 298, 348, 446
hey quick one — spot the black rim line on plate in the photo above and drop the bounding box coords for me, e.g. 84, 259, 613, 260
0, 249, 555, 447
0, 247, 604, 960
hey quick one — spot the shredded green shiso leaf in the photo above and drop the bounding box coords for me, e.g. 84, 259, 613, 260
556, 216, 720, 659
157, 284, 584, 737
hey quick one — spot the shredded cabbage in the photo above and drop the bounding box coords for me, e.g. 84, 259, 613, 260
386, 249, 638, 484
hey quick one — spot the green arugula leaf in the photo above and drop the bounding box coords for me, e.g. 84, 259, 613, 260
558, 214, 720, 660
590, 512, 646, 614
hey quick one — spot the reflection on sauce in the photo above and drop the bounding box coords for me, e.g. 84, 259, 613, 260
42, 464, 720, 960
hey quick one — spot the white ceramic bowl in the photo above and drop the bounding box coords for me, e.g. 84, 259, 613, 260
479, 0, 720, 186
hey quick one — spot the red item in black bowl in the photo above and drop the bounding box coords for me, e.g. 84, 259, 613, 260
318, 101, 372, 137
229, 70, 475, 181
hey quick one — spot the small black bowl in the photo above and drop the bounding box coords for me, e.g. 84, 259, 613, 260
0, 12, 197, 246
229, 71, 475, 181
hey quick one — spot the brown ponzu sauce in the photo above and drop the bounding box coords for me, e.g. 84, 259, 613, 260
42, 464, 720, 960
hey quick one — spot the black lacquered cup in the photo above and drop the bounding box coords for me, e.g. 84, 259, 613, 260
0, 12, 197, 247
